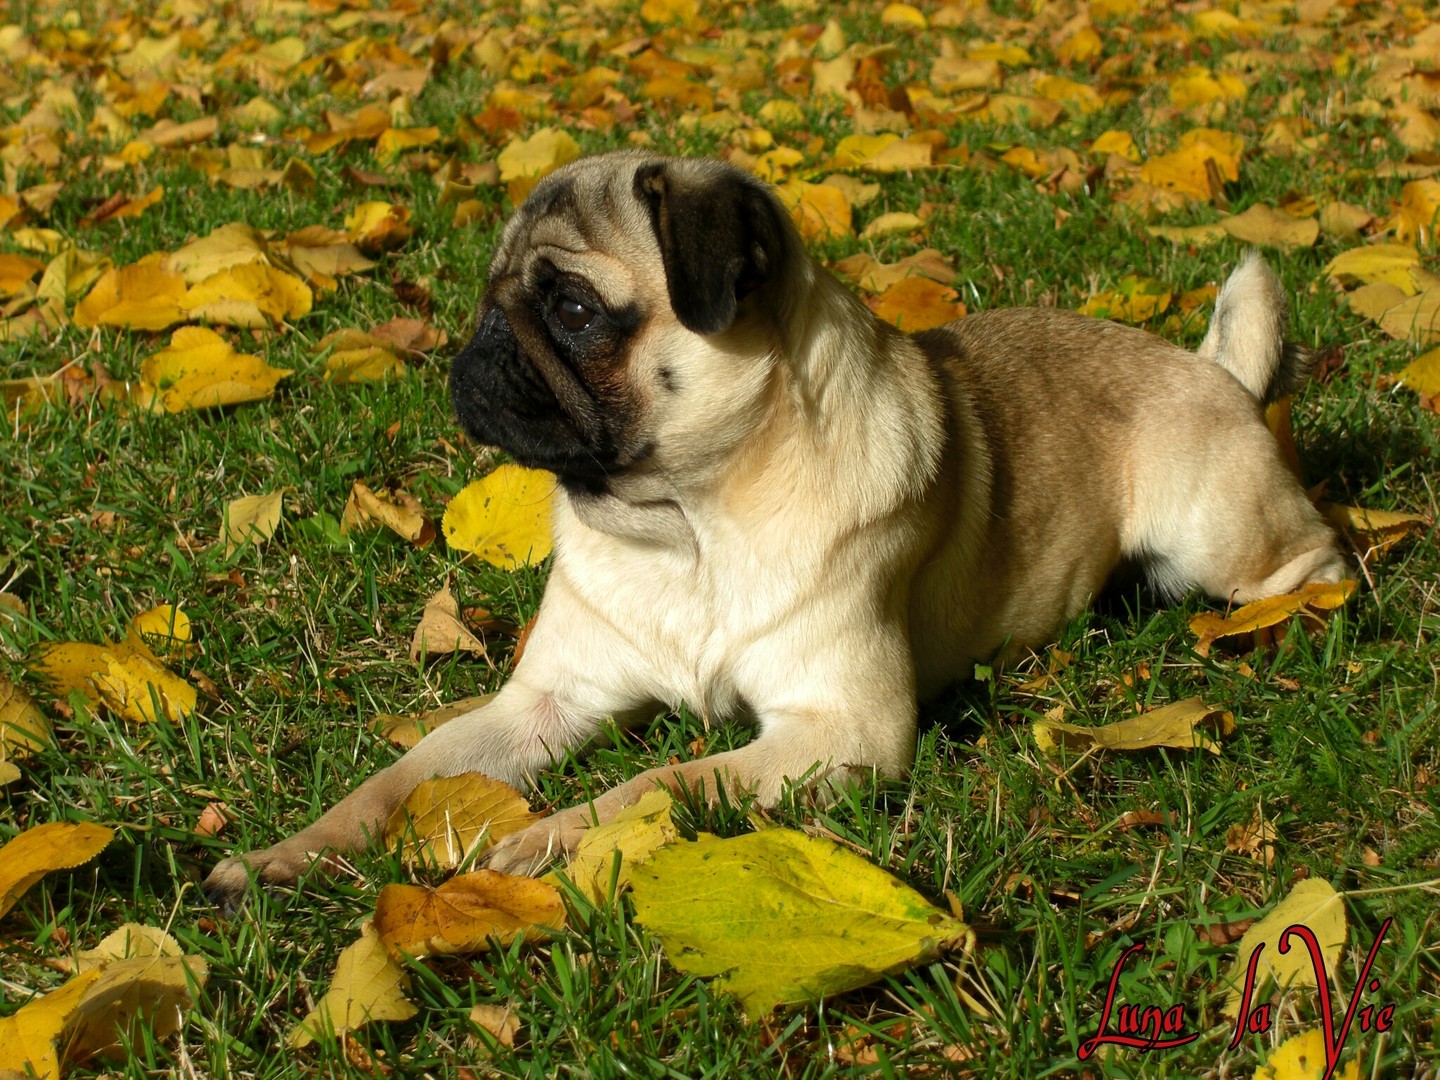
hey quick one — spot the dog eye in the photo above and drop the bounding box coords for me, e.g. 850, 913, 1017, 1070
556, 297, 595, 332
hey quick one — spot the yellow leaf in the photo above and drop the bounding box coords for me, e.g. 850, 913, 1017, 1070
1320, 502, 1429, 559
1253, 1028, 1361, 1080
1079, 275, 1172, 323
410, 584, 488, 662
1377, 286, 1440, 344
1056, 24, 1103, 65
371, 693, 496, 749
558, 788, 679, 905
375, 125, 441, 163
0, 673, 52, 762
77, 924, 183, 971
1189, 580, 1357, 657
1323, 244, 1420, 291
281, 226, 376, 289
0, 967, 104, 1079
1170, 68, 1247, 109
775, 180, 853, 242
0, 253, 45, 297
384, 773, 540, 870
1218, 204, 1320, 250
103, 185, 165, 221
832, 248, 955, 294
124, 604, 195, 665
341, 481, 434, 546
1147, 222, 1228, 246
628, 829, 971, 1018
36, 247, 111, 305
966, 42, 1032, 66
1387, 179, 1440, 245
859, 211, 924, 240
138, 326, 292, 412
0, 821, 114, 919
1220, 879, 1345, 1019
374, 869, 564, 959
1139, 129, 1243, 201
316, 329, 407, 383
165, 222, 270, 285
830, 133, 933, 172
288, 923, 416, 1048
929, 56, 1002, 93
497, 128, 582, 202
181, 263, 312, 327
73, 258, 189, 331
880, 3, 927, 29
344, 201, 414, 255
1033, 698, 1235, 756
639, 0, 699, 25
1035, 75, 1103, 114
31, 640, 196, 724
867, 276, 966, 332
1397, 346, 1440, 398
224, 491, 284, 556
442, 465, 556, 568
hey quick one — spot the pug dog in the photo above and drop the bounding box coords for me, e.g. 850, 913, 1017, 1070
204, 151, 1345, 906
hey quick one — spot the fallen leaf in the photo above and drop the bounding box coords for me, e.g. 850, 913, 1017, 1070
341, 481, 435, 547
384, 773, 540, 869
1319, 502, 1429, 559
1226, 806, 1278, 867
137, 326, 293, 413
410, 584, 488, 662
0, 673, 53, 763
557, 788, 678, 904
628, 829, 971, 1018
73, 257, 189, 331
0, 821, 115, 919
468, 1003, 521, 1051
867, 276, 965, 331
1079, 275, 1172, 323
345, 201, 413, 255
775, 180, 853, 242
442, 465, 555, 568
1323, 244, 1420, 291
181, 262, 312, 327
371, 693, 496, 749
1253, 1028, 1361, 1080
374, 869, 564, 958
288, 923, 417, 1048
77, 924, 183, 971
316, 329, 408, 383
224, 491, 284, 556
1034, 698, 1235, 755
125, 604, 196, 666
1219, 204, 1320, 250
859, 211, 924, 240
1220, 878, 1345, 1019
1396, 346, 1440, 399
497, 127, 581, 202
1190, 581, 1358, 656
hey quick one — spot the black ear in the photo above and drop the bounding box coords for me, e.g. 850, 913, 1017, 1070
634, 160, 788, 335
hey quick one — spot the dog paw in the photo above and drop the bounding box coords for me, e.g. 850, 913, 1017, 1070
485, 814, 586, 877
201, 848, 310, 915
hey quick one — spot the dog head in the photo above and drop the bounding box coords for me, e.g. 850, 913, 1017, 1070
449, 152, 796, 493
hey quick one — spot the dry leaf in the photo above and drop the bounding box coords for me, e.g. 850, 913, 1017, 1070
341, 481, 435, 547
0, 673, 53, 763
442, 465, 555, 568
77, 924, 183, 971
0, 822, 115, 919
1190, 581, 1357, 656
288, 923, 417, 1048
384, 773, 540, 869
1034, 698, 1235, 755
1253, 1028, 1361, 1080
371, 693, 496, 749
73, 258, 189, 330
410, 584, 488, 662
1319, 502, 1429, 559
497, 127, 582, 202
137, 326, 293, 413
374, 869, 564, 958
469, 1003, 521, 1051
1219, 204, 1320, 250
224, 491, 284, 556
345, 202, 413, 255
867, 276, 965, 332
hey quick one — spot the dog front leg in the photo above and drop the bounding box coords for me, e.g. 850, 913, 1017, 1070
485, 706, 917, 876
203, 585, 654, 910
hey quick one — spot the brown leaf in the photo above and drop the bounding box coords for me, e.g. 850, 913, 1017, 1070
384, 773, 540, 869
410, 584, 489, 663
374, 869, 564, 959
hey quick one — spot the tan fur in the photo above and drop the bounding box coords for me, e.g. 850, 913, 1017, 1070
204, 155, 1345, 902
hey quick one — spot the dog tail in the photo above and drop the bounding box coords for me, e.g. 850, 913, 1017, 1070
1196, 252, 1313, 404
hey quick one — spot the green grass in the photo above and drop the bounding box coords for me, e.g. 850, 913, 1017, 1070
2, 0, 1438, 1076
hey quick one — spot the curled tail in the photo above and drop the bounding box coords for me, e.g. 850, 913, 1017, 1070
1196, 252, 1313, 404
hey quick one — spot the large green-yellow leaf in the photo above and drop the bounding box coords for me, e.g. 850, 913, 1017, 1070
442, 465, 555, 568
628, 829, 971, 1018
1220, 878, 1346, 1019
556, 788, 679, 904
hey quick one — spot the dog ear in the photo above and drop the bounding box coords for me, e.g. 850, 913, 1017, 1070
634, 160, 788, 335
